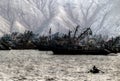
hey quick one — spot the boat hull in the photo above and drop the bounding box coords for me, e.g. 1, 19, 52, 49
52, 49, 110, 55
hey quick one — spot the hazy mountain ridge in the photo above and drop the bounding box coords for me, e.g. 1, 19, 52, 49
0, 0, 119, 38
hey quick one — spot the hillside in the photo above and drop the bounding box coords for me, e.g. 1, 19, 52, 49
0, 0, 119, 38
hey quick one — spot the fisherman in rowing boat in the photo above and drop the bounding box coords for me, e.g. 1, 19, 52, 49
88, 65, 104, 74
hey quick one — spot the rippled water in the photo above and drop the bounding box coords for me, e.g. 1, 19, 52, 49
0, 50, 118, 81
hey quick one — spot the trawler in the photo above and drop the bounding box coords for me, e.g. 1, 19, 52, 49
36, 26, 112, 55
52, 49, 110, 55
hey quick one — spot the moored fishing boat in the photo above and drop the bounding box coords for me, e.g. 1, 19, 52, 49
52, 49, 110, 55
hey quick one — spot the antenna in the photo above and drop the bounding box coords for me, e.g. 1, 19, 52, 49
73, 25, 80, 38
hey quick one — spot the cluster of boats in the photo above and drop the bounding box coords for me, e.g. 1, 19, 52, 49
0, 25, 119, 55
34, 26, 119, 55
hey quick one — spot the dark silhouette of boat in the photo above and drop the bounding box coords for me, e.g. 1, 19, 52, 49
0, 26, 118, 55
50, 43, 111, 55
52, 49, 110, 55
35, 26, 114, 55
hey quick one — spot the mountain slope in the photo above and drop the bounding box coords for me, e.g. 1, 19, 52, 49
0, 0, 119, 38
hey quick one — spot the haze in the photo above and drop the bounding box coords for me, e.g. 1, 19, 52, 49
0, 0, 119, 38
